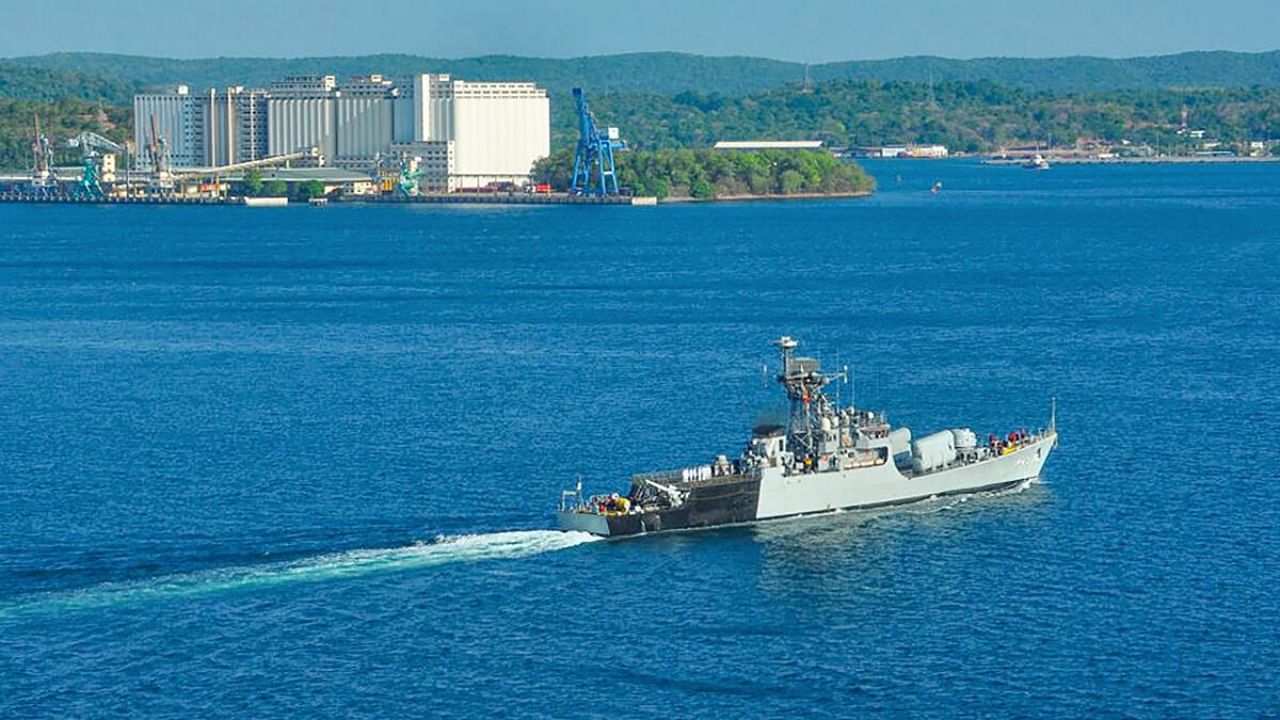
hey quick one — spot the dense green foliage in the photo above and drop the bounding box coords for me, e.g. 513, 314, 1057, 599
0, 61, 137, 105
242, 168, 264, 196
9, 49, 1280, 96
816, 50, 1280, 93
237, 176, 326, 200
292, 179, 326, 200
533, 148, 874, 199
5, 54, 1280, 170
7, 52, 798, 96
0, 97, 131, 169
562, 81, 1280, 153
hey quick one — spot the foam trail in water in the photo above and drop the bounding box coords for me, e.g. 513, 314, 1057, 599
1, 530, 601, 619
901, 477, 1040, 516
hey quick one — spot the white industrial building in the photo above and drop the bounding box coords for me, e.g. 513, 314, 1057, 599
267, 75, 400, 169
267, 73, 549, 189
334, 76, 397, 165
135, 73, 550, 190
134, 85, 269, 168
713, 140, 824, 150
133, 86, 201, 167
448, 79, 550, 189
266, 75, 338, 163
389, 75, 550, 190
200, 86, 268, 166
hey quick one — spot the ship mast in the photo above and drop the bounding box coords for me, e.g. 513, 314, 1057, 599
773, 336, 836, 460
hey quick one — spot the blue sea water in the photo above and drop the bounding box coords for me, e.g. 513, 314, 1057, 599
1, 160, 1278, 718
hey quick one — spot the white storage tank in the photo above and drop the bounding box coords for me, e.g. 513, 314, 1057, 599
889, 427, 912, 456
950, 428, 977, 449
911, 431, 957, 473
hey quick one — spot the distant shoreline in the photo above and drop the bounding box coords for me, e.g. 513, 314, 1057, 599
0, 190, 875, 207
662, 190, 874, 203
981, 156, 1280, 165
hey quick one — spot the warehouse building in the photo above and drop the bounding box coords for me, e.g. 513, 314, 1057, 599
712, 140, 824, 151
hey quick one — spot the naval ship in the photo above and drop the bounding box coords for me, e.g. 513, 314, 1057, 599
558, 336, 1057, 537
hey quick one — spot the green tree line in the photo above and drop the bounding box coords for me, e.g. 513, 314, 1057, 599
7, 75, 1280, 170
533, 148, 875, 199
11, 49, 1280, 97
0, 97, 132, 170
240, 169, 326, 200
0, 61, 137, 105
564, 80, 1280, 153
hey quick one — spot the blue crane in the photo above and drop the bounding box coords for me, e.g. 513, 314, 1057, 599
395, 156, 423, 198
570, 88, 626, 196
68, 131, 129, 198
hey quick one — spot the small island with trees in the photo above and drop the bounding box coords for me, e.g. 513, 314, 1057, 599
533, 147, 875, 201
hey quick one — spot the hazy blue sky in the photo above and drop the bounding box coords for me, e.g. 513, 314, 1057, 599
4, 0, 1278, 61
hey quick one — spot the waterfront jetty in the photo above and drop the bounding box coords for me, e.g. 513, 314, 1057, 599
0, 191, 650, 206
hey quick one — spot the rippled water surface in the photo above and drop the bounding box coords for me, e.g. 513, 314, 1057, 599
2, 161, 1279, 718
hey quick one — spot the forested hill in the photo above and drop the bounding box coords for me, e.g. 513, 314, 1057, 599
5, 50, 1280, 169
566, 80, 1280, 153
4, 75, 1280, 169
817, 50, 1280, 92
0, 61, 136, 106
7, 49, 1280, 96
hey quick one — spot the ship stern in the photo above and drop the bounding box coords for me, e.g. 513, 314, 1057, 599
557, 510, 612, 537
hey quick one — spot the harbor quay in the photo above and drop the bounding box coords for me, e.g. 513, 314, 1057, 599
0, 190, 643, 206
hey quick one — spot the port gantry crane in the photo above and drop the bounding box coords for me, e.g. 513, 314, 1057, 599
67, 131, 129, 198
396, 157, 423, 198
373, 151, 423, 197
570, 88, 626, 196
146, 114, 174, 194
29, 114, 57, 194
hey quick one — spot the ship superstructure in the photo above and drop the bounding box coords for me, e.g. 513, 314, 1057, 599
558, 336, 1058, 537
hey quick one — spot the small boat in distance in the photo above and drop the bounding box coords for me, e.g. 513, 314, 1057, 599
1023, 154, 1051, 170
242, 196, 288, 207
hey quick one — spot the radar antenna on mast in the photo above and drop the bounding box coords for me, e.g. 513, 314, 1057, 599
771, 336, 838, 459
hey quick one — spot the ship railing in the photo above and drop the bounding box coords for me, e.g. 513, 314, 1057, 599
631, 469, 687, 486
997, 429, 1051, 455
633, 462, 746, 486
560, 484, 584, 512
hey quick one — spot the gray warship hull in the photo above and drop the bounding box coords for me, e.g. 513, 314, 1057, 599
557, 336, 1059, 539
559, 431, 1055, 538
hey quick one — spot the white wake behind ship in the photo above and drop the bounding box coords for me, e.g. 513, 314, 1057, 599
559, 336, 1058, 537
